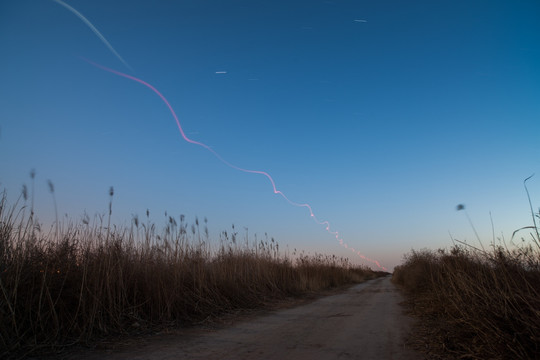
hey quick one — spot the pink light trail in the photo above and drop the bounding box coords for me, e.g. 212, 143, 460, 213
83, 58, 387, 271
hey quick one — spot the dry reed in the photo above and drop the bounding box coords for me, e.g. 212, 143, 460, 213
393, 207, 540, 359
0, 188, 381, 358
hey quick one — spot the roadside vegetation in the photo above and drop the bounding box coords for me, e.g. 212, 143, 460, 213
393, 178, 540, 359
0, 184, 383, 359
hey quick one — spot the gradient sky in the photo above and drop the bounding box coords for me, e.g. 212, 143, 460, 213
1, 0, 539, 270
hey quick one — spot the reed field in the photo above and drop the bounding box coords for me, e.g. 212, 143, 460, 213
393, 188, 540, 359
0, 186, 383, 359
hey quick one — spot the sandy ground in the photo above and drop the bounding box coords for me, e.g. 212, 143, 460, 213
69, 276, 422, 360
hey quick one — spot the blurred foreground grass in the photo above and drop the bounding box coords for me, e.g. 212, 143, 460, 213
393, 184, 540, 359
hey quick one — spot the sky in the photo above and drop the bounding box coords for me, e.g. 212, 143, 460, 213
1, 0, 539, 271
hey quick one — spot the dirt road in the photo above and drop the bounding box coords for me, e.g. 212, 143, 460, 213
72, 276, 422, 360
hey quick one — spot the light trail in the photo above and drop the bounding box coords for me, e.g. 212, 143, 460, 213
52, 0, 132, 71
83, 57, 387, 271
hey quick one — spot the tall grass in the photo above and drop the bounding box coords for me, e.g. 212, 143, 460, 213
0, 188, 381, 358
393, 198, 540, 358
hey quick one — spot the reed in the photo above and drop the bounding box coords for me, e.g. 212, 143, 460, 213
0, 188, 380, 358
393, 183, 540, 359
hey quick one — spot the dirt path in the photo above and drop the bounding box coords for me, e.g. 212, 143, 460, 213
71, 276, 422, 360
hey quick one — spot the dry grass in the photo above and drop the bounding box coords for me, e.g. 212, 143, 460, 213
0, 188, 381, 359
393, 213, 540, 359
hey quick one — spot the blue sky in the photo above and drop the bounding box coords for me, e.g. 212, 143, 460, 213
1, 0, 539, 270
